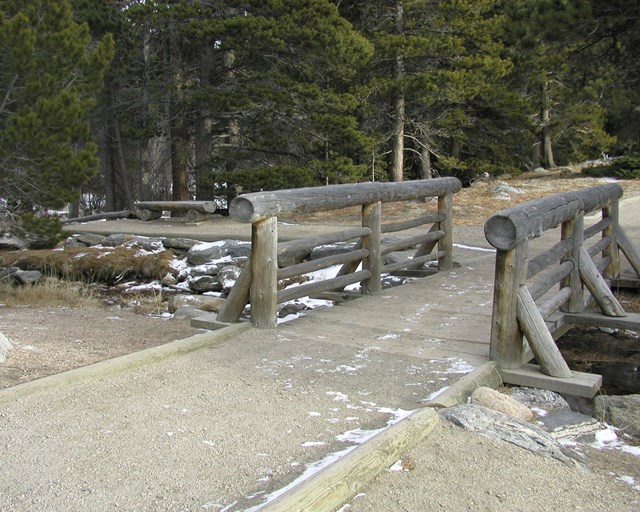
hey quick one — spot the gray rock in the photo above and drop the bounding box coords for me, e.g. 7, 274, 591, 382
187, 242, 224, 265
471, 386, 534, 421
124, 236, 164, 252
593, 394, 640, 438
220, 241, 251, 259
0, 267, 20, 281
168, 295, 225, 314
509, 387, 571, 414
538, 410, 605, 443
0, 235, 27, 251
278, 302, 309, 318
310, 242, 355, 261
188, 275, 223, 293
12, 270, 43, 285
172, 305, 205, 320
217, 265, 242, 292
440, 404, 585, 469
102, 233, 136, 247
162, 237, 198, 253
68, 233, 106, 247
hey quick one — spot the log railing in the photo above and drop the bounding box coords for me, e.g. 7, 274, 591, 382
484, 183, 640, 393
216, 177, 462, 328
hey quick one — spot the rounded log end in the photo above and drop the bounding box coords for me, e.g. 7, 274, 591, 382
484, 215, 520, 251
229, 197, 257, 223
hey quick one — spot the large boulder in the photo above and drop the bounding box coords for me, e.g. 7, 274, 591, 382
0, 234, 27, 251
594, 394, 640, 438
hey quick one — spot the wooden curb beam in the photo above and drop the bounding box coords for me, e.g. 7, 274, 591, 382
484, 183, 640, 397
256, 362, 501, 512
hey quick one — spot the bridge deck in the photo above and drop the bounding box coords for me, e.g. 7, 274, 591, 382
278, 253, 495, 368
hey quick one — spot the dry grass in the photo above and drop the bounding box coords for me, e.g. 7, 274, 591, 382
0, 246, 178, 283
0, 277, 100, 308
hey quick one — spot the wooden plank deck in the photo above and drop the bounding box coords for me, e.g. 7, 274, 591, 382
275, 253, 496, 368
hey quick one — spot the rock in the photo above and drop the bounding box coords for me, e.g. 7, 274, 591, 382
161, 273, 177, 286
593, 394, 640, 438
278, 246, 312, 268
67, 233, 106, 247
508, 387, 571, 415
188, 275, 223, 293
470, 386, 534, 421
162, 237, 198, 254
0, 234, 27, 251
492, 182, 523, 197
309, 242, 355, 261
278, 302, 309, 318
187, 242, 224, 265
168, 295, 226, 314
0, 331, 13, 363
172, 305, 205, 320
220, 241, 251, 259
12, 270, 43, 285
124, 236, 164, 252
538, 410, 605, 443
381, 275, 411, 289
0, 267, 20, 281
217, 265, 242, 292
440, 404, 585, 469
102, 233, 136, 247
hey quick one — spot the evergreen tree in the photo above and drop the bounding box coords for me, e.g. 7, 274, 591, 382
337, 0, 512, 182
0, 0, 113, 243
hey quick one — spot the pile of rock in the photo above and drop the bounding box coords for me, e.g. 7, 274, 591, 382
440, 386, 640, 470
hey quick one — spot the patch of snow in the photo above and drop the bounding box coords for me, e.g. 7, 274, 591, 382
301, 441, 327, 448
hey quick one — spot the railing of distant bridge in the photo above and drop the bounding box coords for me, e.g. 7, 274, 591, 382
215, 177, 462, 328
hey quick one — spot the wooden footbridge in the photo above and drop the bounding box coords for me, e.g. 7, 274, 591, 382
195, 178, 640, 398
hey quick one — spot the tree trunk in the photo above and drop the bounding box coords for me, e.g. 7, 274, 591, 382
541, 74, 556, 169
419, 144, 432, 179
195, 43, 214, 200
391, 0, 405, 182
111, 106, 135, 210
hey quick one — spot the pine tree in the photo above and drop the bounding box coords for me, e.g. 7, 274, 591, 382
337, 0, 512, 182
0, 0, 113, 243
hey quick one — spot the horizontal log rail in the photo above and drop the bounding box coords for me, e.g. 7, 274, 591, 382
484, 183, 640, 394
217, 178, 462, 328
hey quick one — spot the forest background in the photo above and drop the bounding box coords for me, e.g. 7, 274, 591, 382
0, 0, 639, 246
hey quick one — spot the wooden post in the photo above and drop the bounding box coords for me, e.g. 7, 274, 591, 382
361, 201, 382, 295
560, 214, 584, 313
216, 258, 252, 323
250, 217, 278, 328
489, 242, 528, 368
517, 286, 573, 378
616, 225, 640, 277
437, 193, 453, 271
578, 246, 626, 317
602, 202, 620, 280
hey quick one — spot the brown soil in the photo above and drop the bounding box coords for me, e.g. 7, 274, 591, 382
0, 305, 204, 388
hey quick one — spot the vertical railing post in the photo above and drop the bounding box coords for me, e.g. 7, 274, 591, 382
250, 217, 278, 328
489, 242, 528, 368
560, 213, 584, 313
361, 201, 382, 295
602, 200, 620, 281
437, 192, 454, 271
